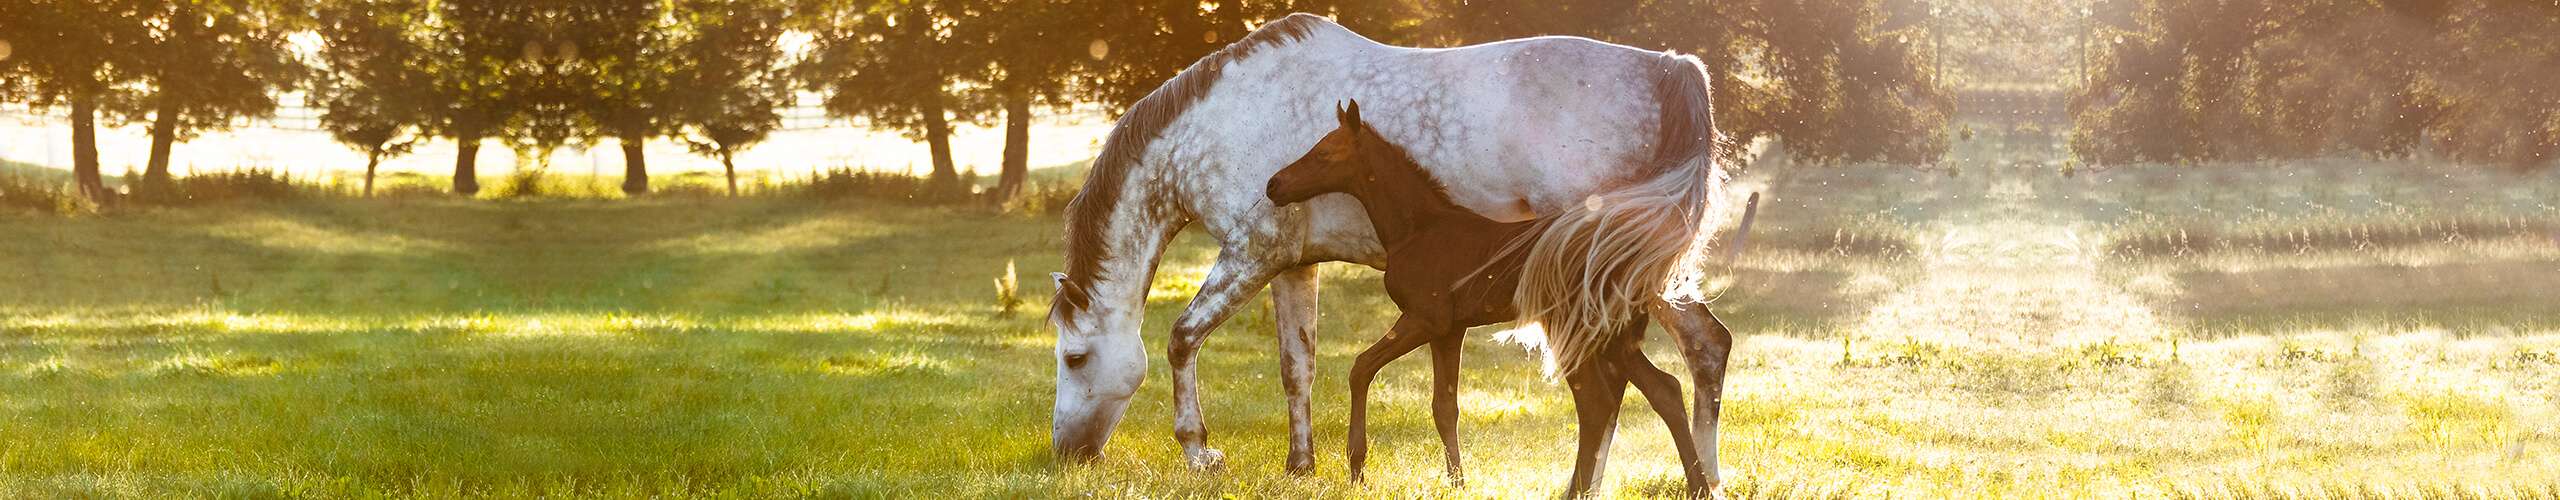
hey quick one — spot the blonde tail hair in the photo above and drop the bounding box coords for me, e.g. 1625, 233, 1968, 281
1511, 52, 1729, 378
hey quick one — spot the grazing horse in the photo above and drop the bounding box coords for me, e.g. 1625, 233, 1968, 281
1047, 13, 1737, 486
1266, 99, 1727, 496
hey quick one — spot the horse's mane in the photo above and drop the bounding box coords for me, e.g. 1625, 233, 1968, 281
1056, 13, 1340, 311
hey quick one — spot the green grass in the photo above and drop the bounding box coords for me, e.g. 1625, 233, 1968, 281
3, 154, 2559, 497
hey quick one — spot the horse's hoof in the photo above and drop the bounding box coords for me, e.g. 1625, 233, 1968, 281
1284, 454, 1315, 476
1185, 448, 1227, 471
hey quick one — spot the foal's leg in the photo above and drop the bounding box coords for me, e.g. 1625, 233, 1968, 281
1165, 256, 1274, 470
1269, 265, 1323, 475
1562, 356, 1630, 498
1428, 333, 1465, 484
1651, 300, 1736, 493
1614, 334, 1710, 497
1348, 314, 1443, 483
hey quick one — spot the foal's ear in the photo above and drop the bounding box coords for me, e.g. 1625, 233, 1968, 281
1344, 99, 1363, 128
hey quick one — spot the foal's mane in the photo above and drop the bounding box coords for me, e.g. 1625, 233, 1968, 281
1057, 13, 1339, 310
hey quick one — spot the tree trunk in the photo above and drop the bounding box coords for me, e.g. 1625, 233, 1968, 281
454, 137, 482, 196
363, 151, 382, 197
620, 138, 649, 196
995, 86, 1032, 203
70, 88, 107, 205
923, 91, 959, 196
144, 93, 181, 195
720, 150, 738, 197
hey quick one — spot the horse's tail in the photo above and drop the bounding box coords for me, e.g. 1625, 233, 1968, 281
1513, 52, 1728, 378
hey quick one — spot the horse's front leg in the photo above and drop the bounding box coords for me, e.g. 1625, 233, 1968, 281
1166, 255, 1274, 470
1348, 314, 1442, 483
1428, 332, 1465, 484
1268, 264, 1322, 475
1650, 300, 1735, 495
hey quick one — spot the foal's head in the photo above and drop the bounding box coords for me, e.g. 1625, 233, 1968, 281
1266, 99, 1409, 206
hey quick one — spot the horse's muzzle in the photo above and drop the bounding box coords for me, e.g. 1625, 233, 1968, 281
1052, 426, 1105, 464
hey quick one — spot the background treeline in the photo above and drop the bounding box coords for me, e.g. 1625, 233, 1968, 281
47, 0, 2557, 211
2, 0, 1954, 208
2076, 0, 2560, 168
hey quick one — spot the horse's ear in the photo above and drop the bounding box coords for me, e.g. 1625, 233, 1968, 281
1345, 99, 1363, 125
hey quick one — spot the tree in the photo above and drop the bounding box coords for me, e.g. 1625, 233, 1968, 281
1071, 0, 1331, 110
0, 0, 149, 205
954, 0, 1085, 202
425, 0, 539, 195
124, 0, 309, 198
798, 0, 976, 197
568, 0, 678, 195
315, 0, 431, 197
671, 0, 790, 196
2075, 0, 2558, 169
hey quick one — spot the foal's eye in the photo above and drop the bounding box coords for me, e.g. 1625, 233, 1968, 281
1063, 353, 1090, 368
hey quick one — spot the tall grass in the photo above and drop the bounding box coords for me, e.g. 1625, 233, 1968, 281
0, 174, 89, 214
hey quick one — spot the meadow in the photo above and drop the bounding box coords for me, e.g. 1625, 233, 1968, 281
3, 149, 2558, 497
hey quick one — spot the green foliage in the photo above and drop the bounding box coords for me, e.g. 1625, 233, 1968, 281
485, 169, 630, 201
2077, 0, 2560, 169
795, 168, 953, 204
0, 174, 88, 214
671, 0, 791, 197
120, 0, 311, 188
795, 0, 977, 192
315, 0, 434, 196
0, 0, 155, 203
146, 169, 305, 206
420, 0, 540, 195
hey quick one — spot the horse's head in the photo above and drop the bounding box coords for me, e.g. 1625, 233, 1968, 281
1268, 99, 1378, 206
1047, 271, 1147, 463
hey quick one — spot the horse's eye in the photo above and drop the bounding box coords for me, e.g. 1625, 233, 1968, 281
1063, 353, 1090, 368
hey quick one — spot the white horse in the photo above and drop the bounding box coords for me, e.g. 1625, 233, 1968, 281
1048, 13, 1736, 489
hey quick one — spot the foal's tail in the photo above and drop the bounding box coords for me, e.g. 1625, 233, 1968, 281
1513, 52, 1729, 378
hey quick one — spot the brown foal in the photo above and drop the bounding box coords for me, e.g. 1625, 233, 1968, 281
1267, 100, 1729, 497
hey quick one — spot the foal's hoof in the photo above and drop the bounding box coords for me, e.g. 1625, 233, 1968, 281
1184, 448, 1227, 471
1693, 482, 1725, 500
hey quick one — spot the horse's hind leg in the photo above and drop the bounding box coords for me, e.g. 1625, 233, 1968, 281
1428, 333, 1465, 484
1348, 314, 1443, 483
1651, 300, 1735, 494
1562, 358, 1629, 498
1614, 334, 1709, 497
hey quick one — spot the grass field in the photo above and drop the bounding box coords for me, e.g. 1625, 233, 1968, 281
4, 149, 2560, 497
